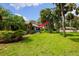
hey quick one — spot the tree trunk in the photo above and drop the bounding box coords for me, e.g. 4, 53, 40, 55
61, 4, 66, 37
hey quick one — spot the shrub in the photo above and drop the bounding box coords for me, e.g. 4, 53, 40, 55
0, 30, 25, 43
40, 28, 48, 33
12, 30, 25, 37
0, 31, 13, 43
11, 30, 25, 42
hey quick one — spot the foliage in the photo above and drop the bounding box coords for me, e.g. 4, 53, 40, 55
40, 8, 51, 23
40, 8, 61, 32
0, 30, 24, 43
0, 6, 27, 31
0, 31, 14, 43
66, 3, 76, 11
12, 30, 25, 37
76, 7, 79, 15
66, 13, 74, 20
66, 13, 74, 27
72, 16, 79, 29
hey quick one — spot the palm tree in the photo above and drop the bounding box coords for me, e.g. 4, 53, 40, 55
55, 3, 76, 37
55, 3, 66, 36
40, 8, 54, 32
60, 4, 65, 36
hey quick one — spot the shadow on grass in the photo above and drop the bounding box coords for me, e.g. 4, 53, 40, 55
60, 32, 79, 37
68, 34, 79, 36
60, 32, 79, 42
69, 38, 79, 42
20, 37, 33, 43
66, 34, 75, 36
0, 37, 33, 44
48, 32, 60, 34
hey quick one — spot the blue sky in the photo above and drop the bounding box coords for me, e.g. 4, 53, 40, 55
0, 3, 55, 21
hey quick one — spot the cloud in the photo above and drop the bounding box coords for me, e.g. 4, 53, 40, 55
10, 3, 41, 10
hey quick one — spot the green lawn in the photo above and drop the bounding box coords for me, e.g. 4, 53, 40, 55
0, 32, 79, 56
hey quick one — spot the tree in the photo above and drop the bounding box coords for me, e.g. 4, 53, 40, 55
73, 16, 79, 30
48, 8, 61, 32
40, 7, 62, 33
11, 15, 26, 30
66, 13, 74, 27
0, 6, 27, 31
55, 3, 76, 37
55, 3, 66, 36
40, 8, 54, 32
0, 6, 13, 30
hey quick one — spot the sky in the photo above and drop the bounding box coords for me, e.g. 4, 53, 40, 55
0, 3, 55, 21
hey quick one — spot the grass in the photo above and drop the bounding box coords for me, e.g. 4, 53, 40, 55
0, 32, 79, 56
